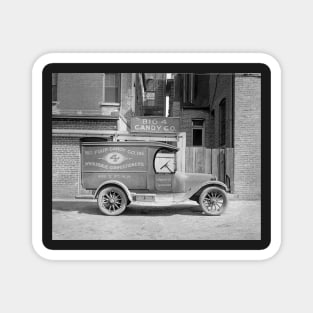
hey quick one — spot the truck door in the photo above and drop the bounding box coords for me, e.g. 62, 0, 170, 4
154, 149, 176, 192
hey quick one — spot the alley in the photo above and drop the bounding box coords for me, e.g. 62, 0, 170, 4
52, 200, 261, 240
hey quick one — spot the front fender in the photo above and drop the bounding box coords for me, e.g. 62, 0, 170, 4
184, 181, 228, 201
94, 180, 133, 202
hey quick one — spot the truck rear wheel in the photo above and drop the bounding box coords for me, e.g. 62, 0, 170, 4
199, 187, 227, 216
97, 186, 127, 216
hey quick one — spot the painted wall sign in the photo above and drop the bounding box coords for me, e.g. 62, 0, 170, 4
82, 146, 147, 172
145, 92, 155, 100
130, 117, 180, 133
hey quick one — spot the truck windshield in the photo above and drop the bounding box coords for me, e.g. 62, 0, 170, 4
154, 149, 176, 173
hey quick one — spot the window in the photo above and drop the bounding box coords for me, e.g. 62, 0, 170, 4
183, 74, 198, 104
177, 74, 184, 102
192, 119, 204, 146
185, 74, 191, 102
154, 149, 176, 173
144, 78, 156, 107
146, 78, 155, 92
103, 73, 121, 103
219, 99, 226, 146
80, 137, 108, 143
193, 74, 199, 102
52, 73, 58, 103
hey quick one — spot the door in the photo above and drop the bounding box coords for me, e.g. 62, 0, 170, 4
154, 148, 176, 192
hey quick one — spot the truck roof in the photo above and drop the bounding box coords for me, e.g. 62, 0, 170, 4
81, 141, 179, 151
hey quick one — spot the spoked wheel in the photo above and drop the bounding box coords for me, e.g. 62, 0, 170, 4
97, 186, 127, 216
199, 187, 227, 216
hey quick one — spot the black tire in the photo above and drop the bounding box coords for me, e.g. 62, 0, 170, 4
97, 186, 127, 216
199, 187, 227, 216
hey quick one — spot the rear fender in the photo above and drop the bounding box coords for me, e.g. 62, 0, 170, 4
94, 180, 133, 203
186, 181, 228, 201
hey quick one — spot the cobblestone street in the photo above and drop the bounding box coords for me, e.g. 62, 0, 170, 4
52, 200, 261, 240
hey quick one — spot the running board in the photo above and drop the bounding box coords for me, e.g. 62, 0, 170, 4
132, 193, 187, 203
133, 194, 156, 202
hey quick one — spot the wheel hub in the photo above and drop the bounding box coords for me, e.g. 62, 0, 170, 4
98, 188, 125, 215
203, 192, 223, 212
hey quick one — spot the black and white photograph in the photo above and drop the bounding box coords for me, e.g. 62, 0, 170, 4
50, 70, 265, 243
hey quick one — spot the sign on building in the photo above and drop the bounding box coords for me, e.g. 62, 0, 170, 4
131, 117, 180, 133
145, 92, 155, 100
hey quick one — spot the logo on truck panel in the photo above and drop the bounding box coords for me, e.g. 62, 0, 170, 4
100, 152, 126, 165
83, 146, 147, 172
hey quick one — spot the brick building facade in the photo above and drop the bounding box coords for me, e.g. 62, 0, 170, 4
170, 73, 234, 148
233, 74, 261, 199
135, 73, 166, 116
170, 73, 261, 200
52, 73, 136, 199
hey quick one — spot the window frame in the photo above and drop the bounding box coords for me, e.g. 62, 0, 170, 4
219, 99, 226, 147
153, 148, 177, 174
183, 73, 197, 105
191, 118, 205, 147
100, 73, 121, 106
51, 73, 59, 106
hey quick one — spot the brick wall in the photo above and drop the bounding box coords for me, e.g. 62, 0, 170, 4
51, 73, 135, 199
135, 74, 144, 116
154, 73, 166, 111
57, 73, 103, 114
209, 74, 233, 148
54, 73, 135, 118
171, 73, 260, 199
52, 137, 81, 199
52, 118, 117, 130
120, 73, 136, 125
172, 74, 210, 147
181, 109, 210, 147
234, 74, 261, 199
172, 73, 232, 149
171, 101, 181, 118
142, 73, 166, 116
52, 118, 117, 199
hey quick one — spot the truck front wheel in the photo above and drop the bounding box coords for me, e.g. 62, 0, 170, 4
199, 187, 227, 216
97, 186, 127, 216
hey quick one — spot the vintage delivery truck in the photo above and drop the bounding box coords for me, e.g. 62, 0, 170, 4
81, 141, 228, 216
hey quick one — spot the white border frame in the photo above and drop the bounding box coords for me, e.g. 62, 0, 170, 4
32, 53, 281, 260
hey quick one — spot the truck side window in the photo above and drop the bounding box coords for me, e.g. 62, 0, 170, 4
154, 149, 176, 173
